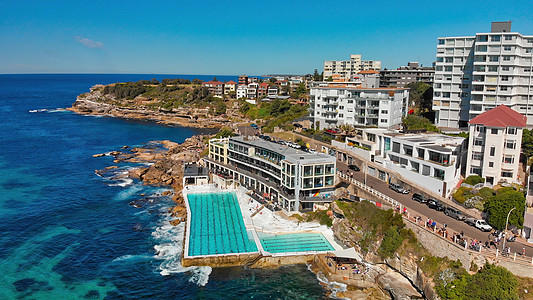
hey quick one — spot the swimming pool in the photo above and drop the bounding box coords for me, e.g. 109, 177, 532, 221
187, 192, 258, 256
259, 232, 335, 253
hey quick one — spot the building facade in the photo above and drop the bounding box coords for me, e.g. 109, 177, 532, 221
433, 21, 533, 128
465, 105, 526, 185
380, 62, 435, 87
202, 80, 225, 97
310, 86, 409, 130
206, 136, 337, 212
332, 129, 466, 197
323, 54, 382, 81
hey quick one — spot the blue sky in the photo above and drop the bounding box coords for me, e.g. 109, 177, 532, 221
1, 0, 532, 75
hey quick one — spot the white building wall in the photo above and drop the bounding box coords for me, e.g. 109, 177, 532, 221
434, 29, 533, 128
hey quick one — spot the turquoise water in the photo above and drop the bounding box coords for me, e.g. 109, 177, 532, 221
0, 74, 328, 299
260, 233, 335, 253
188, 192, 258, 256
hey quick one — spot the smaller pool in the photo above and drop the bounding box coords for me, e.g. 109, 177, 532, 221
259, 232, 335, 253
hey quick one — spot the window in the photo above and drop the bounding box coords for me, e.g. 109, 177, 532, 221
501, 171, 513, 178
438, 39, 445, 45
505, 140, 516, 149
488, 66, 498, 72
304, 166, 313, 176
476, 125, 485, 133
489, 56, 499, 62
434, 169, 445, 180
489, 162, 494, 168
491, 35, 501, 42
381, 110, 388, 114
507, 127, 517, 135
500, 86, 508, 91
474, 139, 483, 146
504, 46, 512, 51
503, 155, 514, 164
490, 146, 495, 156
471, 167, 482, 176
504, 35, 513, 41
502, 66, 510, 71
491, 128, 498, 134
503, 55, 511, 61
392, 142, 401, 153
501, 76, 509, 81
314, 165, 324, 175
380, 119, 387, 123
472, 152, 483, 160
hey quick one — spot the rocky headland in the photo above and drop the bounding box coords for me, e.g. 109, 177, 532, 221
67, 83, 234, 128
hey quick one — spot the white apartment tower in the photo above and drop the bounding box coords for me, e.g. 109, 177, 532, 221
324, 54, 381, 81
433, 21, 533, 128
310, 86, 408, 130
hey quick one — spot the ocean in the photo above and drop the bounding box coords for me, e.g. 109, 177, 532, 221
0, 74, 328, 299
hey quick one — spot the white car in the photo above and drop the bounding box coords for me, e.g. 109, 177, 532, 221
475, 220, 493, 232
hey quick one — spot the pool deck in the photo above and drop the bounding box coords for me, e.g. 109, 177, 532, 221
181, 184, 343, 268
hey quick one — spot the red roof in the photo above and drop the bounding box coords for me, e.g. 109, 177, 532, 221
259, 83, 269, 87
202, 80, 224, 86
357, 70, 379, 74
469, 105, 526, 128
225, 80, 237, 84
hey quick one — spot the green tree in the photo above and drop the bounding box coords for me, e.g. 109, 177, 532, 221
192, 78, 203, 85
484, 187, 525, 230
465, 264, 519, 300
402, 114, 439, 132
214, 127, 235, 138
325, 76, 333, 82
405, 82, 433, 112
522, 128, 533, 158
312, 69, 323, 81
291, 82, 308, 99
463, 175, 485, 185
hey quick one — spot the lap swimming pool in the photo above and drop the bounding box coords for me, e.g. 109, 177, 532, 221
259, 232, 335, 253
187, 192, 258, 256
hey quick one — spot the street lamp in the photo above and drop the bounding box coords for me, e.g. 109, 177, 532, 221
364, 162, 367, 186
502, 207, 517, 253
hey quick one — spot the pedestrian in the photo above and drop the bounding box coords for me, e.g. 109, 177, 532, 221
506, 246, 511, 257
460, 231, 464, 238
444, 222, 447, 228
522, 248, 526, 256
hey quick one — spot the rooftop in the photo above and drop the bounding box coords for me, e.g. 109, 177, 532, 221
469, 105, 527, 128
384, 131, 465, 152
230, 136, 335, 164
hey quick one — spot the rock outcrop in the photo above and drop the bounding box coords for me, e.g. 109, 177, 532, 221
68, 85, 231, 128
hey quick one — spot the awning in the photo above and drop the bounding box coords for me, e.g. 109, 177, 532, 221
330, 247, 363, 261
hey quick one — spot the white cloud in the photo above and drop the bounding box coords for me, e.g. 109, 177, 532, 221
75, 36, 104, 48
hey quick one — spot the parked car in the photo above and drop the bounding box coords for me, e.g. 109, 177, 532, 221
389, 183, 410, 194
250, 123, 259, 129
427, 198, 444, 211
348, 165, 360, 171
412, 193, 427, 203
444, 206, 465, 221
465, 218, 493, 232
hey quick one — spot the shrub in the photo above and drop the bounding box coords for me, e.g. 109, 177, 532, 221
453, 186, 472, 204
463, 175, 485, 186
378, 226, 404, 258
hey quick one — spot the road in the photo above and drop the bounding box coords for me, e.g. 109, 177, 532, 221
337, 161, 533, 257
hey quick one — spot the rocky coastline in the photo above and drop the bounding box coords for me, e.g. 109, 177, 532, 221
93, 135, 208, 227
67, 84, 232, 128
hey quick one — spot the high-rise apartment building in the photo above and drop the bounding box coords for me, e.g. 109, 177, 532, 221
323, 54, 381, 81
433, 21, 533, 128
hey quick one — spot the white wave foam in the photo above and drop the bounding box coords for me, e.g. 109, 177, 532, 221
152, 214, 212, 286
109, 177, 133, 187
308, 264, 349, 300
29, 108, 48, 113
112, 254, 153, 262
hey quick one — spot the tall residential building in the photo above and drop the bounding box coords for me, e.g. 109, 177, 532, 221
310, 86, 409, 130
323, 54, 381, 81
465, 105, 526, 185
433, 21, 533, 128
380, 62, 435, 87
206, 136, 337, 212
